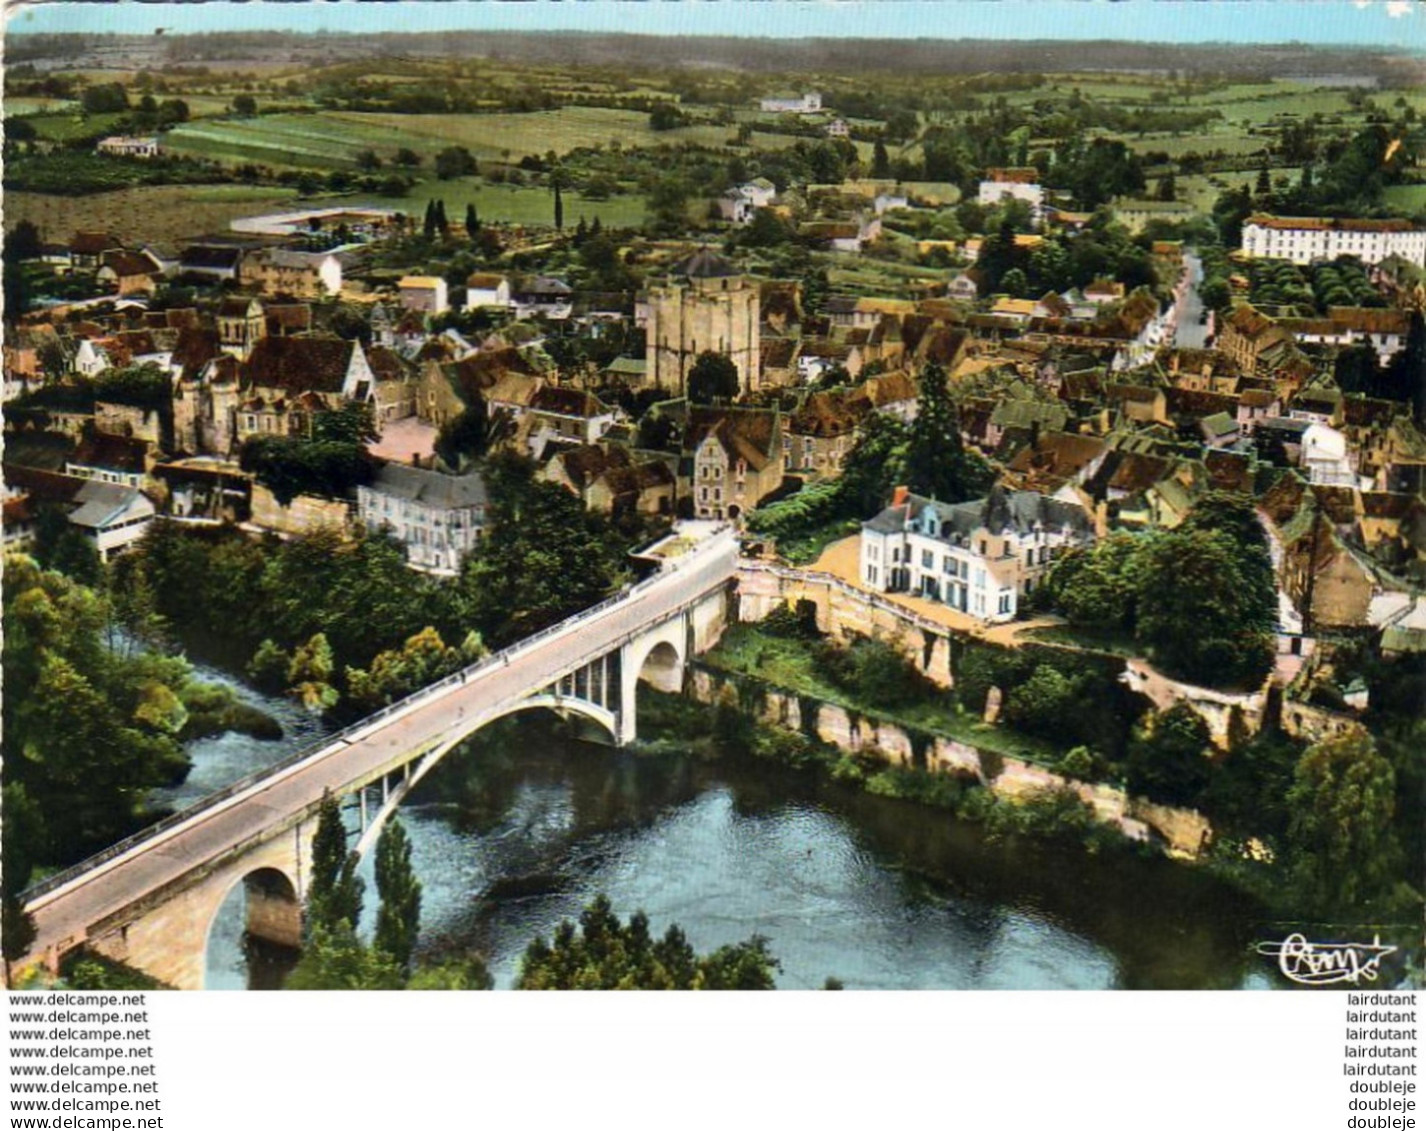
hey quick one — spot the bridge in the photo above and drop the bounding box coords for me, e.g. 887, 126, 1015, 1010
16, 524, 738, 990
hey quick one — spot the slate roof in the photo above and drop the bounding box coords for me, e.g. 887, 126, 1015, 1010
865, 485, 1092, 542
684, 406, 780, 471
366, 464, 488, 510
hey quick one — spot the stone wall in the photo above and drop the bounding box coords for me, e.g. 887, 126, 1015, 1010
688, 664, 1211, 859
248, 485, 352, 540
737, 562, 955, 687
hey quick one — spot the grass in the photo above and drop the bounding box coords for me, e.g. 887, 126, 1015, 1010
704, 623, 1063, 765
22, 111, 129, 143
1383, 184, 1426, 216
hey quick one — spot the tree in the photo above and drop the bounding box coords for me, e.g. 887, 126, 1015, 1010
434, 146, 476, 180
407, 955, 494, 990
999, 267, 1028, 298
1043, 533, 1141, 634
687, 351, 740, 403
394, 148, 421, 168
355, 149, 382, 172
305, 792, 364, 937
286, 921, 405, 990
1134, 527, 1274, 689
465, 202, 478, 236
1286, 733, 1401, 911
649, 102, 686, 131
1156, 173, 1177, 202
1125, 703, 1214, 808
287, 632, 339, 714
904, 362, 985, 504
231, 94, 257, 117
553, 180, 564, 231
246, 639, 290, 694
872, 138, 891, 179
516, 894, 779, 989
374, 817, 422, 974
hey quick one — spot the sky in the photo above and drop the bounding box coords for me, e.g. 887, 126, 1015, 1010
4, 0, 1423, 50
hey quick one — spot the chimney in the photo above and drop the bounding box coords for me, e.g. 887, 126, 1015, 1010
892, 485, 909, 508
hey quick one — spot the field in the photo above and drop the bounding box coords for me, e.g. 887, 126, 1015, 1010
6, 185, 301, 247
1383, 184, 1426, 216
330, 177, 649, 230
22, 111, 129, 142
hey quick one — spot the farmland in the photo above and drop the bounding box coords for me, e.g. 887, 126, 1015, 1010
5, 184, 302, 247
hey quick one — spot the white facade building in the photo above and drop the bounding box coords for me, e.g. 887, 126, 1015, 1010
760, 92, 822, 114
977, 169, 1046, 226
860, 486, 1093, 623
356, 465, 488, 576
1240, 214, 1426, 267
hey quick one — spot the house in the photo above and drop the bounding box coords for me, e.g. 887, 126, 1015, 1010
96, 136, 160, 158
1240, 213, 1426, 268
977, 168, 1045, 226
1301, 423, 1359, 488
465, 273, 512, 310
825, 118, 851, 139
860, 484, 1093, 622
717, 179, 778, 225
526, 387, 618, 448
177, 242, 245, 283
798, 215, 882, 253
3, 465, 155, 561
759, 91, 822, 114
682, 405, 784, 521
541, 444, 675, 517
512, 276, 573, 320
398, 275, 450, 316
69, 231, 123, 270
785, 389, 865, 479
947, 273, 979, 301
241, 248, 343, 299
355, 464, 488, 576
96, 250, 162, 297
230, 336, 375, 449
1199, 411, 1241, 449
65, 431, 150, 489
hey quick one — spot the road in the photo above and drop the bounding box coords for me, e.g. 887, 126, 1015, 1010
1174, 249, 1209, 348
20, 531, 737, 965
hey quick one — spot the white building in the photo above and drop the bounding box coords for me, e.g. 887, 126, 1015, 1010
1300, 423, 1362, 488
717, 179, 778, 225
977, 168, 1046, 226
356, 465, 488, 576
465, 272, 512, 310
1240, 213, 1426, 268
860, 486, 1093, 623
96, 136, 160, 158
760, 92, 822, 114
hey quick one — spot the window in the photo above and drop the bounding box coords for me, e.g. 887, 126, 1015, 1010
921, 549, 934, 569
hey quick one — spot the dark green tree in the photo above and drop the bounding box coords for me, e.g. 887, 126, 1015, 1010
305, 793, 364, 937
1125, 703, 1214, 809
872, 138, 891, 179
904, 362, 984, 504
687, 350, 741, 403
374, 817, 422, 974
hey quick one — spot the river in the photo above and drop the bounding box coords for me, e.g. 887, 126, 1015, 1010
197, 701, 1277, 991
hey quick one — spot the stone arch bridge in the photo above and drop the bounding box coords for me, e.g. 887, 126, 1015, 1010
16, 526, 738, 990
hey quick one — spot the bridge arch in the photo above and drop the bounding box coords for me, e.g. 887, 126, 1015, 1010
202, 865, 301, 990
351, 696, 619, 858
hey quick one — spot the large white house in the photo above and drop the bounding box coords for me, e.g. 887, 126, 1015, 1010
1240, 213, 1426, 267
356, 465, 488, 576
860, 486, 1093, 623
977, 168, 1046, 226
760, 91, 822, 114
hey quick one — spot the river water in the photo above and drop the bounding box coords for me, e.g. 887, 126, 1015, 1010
197, 697, 1277, 991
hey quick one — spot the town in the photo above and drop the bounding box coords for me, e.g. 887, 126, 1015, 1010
2, 27, 1423, 991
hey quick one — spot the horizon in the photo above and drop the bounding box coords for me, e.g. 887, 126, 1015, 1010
6, 0, 1424, 52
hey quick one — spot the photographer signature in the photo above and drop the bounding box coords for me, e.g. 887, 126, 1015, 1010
1255, 933, 1398, 986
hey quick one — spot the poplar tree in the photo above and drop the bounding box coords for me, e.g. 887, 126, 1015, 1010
374, 817, 422, 973
306, 793, 364, 938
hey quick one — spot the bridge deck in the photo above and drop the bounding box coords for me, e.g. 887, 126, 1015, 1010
22, 529, 736, 966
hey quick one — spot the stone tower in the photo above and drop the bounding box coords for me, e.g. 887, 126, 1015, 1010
645, 249, 760, 397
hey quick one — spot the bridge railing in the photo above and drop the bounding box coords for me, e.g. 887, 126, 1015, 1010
20, 527, 735, 905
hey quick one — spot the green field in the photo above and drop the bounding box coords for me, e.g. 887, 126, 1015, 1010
5, 97, 80, 116
22, 111, 129, 142
1383, 183, 1426, 215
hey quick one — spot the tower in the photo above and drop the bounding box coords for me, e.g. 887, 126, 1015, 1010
645, 249, 760, 397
